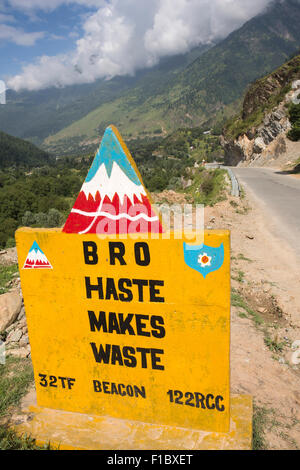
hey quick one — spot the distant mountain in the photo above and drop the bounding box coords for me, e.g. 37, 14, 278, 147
168, 0, 300, 125
43, 0, 300, 154
1, 0, 300, 155
0, 131, 51, 168
0, 44, 210, 146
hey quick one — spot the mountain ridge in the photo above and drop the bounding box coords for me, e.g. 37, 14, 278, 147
0, 131, 51, 168
43, 0, 300, 155
0, 44, 211, 146
1, 0, 300, 156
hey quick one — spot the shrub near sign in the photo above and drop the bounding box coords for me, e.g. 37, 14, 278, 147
16, 126, 231, 433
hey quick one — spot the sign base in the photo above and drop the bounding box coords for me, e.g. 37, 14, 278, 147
12, 392, 252, 450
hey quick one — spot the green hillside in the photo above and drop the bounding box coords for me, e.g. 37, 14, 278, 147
0, 45, 210, 147
43, 0, 300, 154
168, 0, 300, 125
0, 131, 51, 168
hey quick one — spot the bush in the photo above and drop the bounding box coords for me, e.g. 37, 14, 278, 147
21, 209, 65, 229
287, 103, 300, 142
287, 126, 300, 141
186, 169, 227, 206
5, 238, 16, 248
289, 103, 300, 124
201, 177, 214, 195
47, 208, 65, 228
22, 211, 36, 226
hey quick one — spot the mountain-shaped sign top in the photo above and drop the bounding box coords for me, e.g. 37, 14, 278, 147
23, 241, 52, 269
63, 125, 163, 235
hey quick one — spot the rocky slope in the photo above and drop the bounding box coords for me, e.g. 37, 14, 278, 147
222, 54, 300, 167
0, 249, 30, 359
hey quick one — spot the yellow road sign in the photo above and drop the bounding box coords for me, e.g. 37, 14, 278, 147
16, 228, 230, 433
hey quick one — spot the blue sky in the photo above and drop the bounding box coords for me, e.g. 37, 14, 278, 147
0, 2, 95, 77
0, 0, 272, 92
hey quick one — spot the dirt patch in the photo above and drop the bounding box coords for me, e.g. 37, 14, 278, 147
151, 190, 191, 205
240, 287, 287, 327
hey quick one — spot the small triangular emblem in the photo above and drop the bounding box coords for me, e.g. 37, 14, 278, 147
23, 241, 52, 269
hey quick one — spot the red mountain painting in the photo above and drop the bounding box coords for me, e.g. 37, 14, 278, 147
63, 126, 163, 235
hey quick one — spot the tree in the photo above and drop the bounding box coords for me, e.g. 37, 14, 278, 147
47, 209, 64, 228
22, 211, 36, 226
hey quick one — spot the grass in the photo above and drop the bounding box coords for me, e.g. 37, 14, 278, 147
282, 157, 300, 174
239, 186, 246, 200
0, 357, 55, 450
238, 312, 248, 319
186, 168, 228, 206
252, 404, 270, 450
0, 356, 46, 449
231, 289, 264, 326
0, 264, 19, 295
264, 336, 285, 354
232, 270, 245, 283
236, 253, 253, 263
0, 356, 33, 418
0, 427, 50, 450
252, 404, 300, 450
235, 205, 251, 215
292, 157, 300, 173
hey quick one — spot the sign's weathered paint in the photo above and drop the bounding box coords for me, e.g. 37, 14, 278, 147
16, 229, 230, 433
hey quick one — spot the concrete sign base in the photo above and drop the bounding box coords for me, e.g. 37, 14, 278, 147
13, 392, 252, 450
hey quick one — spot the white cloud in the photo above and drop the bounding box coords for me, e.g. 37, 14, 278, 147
0, 23, 44, 45
7, 0, 273, 91
50, 33, 67, 40
0, 13, 16, 23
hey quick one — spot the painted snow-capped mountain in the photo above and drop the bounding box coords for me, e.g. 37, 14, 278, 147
23, 241, 52, 269
63, 126, 163, 235
81, 160, 146, 205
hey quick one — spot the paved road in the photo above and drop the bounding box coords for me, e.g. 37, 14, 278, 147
231, 167, 300, 259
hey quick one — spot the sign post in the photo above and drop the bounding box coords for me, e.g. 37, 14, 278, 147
15, 126, 252, 449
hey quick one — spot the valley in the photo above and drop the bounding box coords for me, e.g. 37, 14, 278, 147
1, 0, 300, 155
0, 0, 300, 451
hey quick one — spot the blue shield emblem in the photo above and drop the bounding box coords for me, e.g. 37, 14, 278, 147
183, 243, 224, 279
